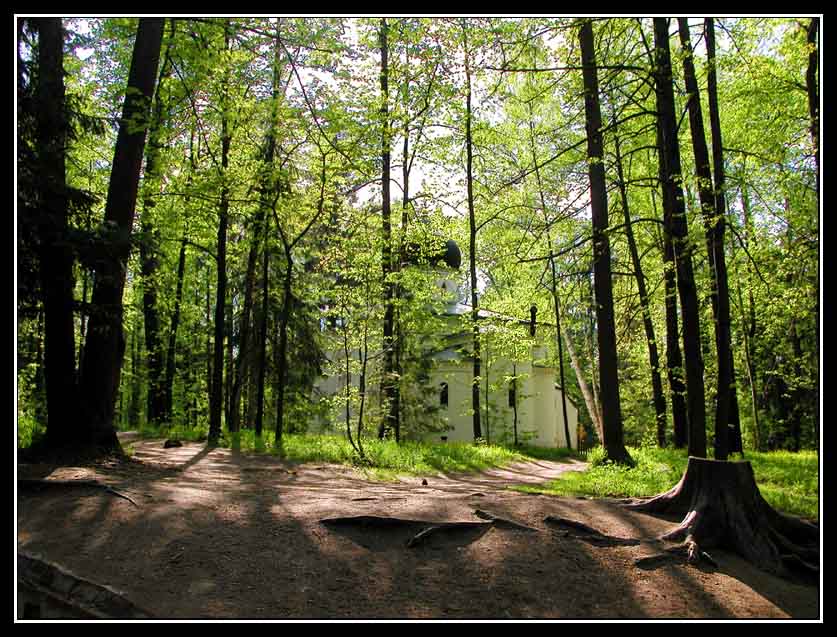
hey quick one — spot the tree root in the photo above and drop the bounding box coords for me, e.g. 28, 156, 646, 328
544, 515, 640, 547
320, 512, 539, 549
18, 479, 139, 507
473, 509, 539, 532
622, 457, 819, 579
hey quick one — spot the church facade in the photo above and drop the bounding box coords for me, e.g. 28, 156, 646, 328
312, 240, 578, 449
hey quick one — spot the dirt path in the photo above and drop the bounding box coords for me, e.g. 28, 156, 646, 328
17, 436, 820, 620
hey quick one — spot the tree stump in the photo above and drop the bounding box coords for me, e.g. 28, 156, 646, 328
623, 457, 818, 578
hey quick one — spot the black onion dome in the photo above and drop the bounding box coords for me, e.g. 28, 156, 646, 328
442, 240, 462, 270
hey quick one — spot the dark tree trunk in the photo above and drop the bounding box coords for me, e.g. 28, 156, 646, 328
805, 18, 819, 201
78, 18, 164, 450
614, 132, 667, 447
624, 457, 818, 579
163, 237, 187, 422
663, 231, 689, 449
378, 18, 399, 441
234, 22, 281, 437
678, 19, 737, 459
653, 17, 706, 459
254, 221, 270, 441
33, 18, 77, 448
578, 19, 631, 465
703, 18, 742, 454
274, 255, 293, 446
138, 32, 173, 428
128, 327, 141, 429
208, 22, 232, 446
462, 22, 482, 442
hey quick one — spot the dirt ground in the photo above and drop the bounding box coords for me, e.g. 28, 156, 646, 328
16, 433, 820, 620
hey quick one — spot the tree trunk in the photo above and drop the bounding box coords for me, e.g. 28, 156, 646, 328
208, 22, 232, 446
78, 18, 164, 450
614, 131, 667, 447
254, 222, 270, 442
679, 18, 738, 459
654, 17, 706, 459
805, 18, 819, 202
163, 237, 187, 422
578, 19, 631, 465
561, 318, 603, 445
377, 17, 398, 441
462, 22, 482, 442
704, 18, 743, 454
33, 18, 77, 449
527, 114, 573, 451
624, 457, 818, 578
138, 31, 173, 428
274, 254, 293, 447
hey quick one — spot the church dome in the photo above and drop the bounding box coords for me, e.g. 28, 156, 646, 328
441, 240, 462, 270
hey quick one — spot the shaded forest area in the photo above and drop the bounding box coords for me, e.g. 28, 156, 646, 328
17, 16, 819, 463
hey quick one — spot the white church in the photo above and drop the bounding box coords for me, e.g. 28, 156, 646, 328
313, 240, 578, 449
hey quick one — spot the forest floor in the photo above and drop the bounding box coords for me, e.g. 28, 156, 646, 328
16, 432, 820, 621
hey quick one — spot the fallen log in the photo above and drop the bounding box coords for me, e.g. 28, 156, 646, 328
17, 550, 152, 619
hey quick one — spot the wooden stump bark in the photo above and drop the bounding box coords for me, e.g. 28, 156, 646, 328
623, 457, 818, 578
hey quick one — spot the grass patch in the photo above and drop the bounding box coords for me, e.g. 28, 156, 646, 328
126, 423, 582, 479
515, 445, 819, 520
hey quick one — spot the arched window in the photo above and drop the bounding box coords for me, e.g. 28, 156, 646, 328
440, 382, 448, 407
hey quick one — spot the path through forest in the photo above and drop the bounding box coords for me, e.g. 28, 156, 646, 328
16, 433, 819, 620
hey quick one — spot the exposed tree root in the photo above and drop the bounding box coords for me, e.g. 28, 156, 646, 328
473, 509, 539, 532
623, 457, 819, 579
634, 542, 718, 571
320, 514, 530, 549
18, 550, 152, 619
544, 515, 640, 547
18, 478, 140, 507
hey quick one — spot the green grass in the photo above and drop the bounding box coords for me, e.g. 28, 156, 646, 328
515, 445, 819, 521
122, 424, 818, 520
132, 424, 574, 479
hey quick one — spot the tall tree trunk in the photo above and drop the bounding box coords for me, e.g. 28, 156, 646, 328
128, 326, 141, 429
678, 18, 736, 458
735, 176, 762, 450
703, 18, 742, 454
578, 19, 631, 465
651, 179, 689, 448
805, 18, 819, 203
653, 17, 706, 459
560, 314, 603, 445
33, 18, 77, 448
163, 237, 187, 421
462, 21, 482, 441
274, 253, 293, 446
378, 18, 399, 441
78, 18, 164, 450
614, 132, 667, 447
527, 116, 572, 450
208, 22, 232, 446
233, 20, 282, 436
138, 27, 173, 427
254, 219, 270, 441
